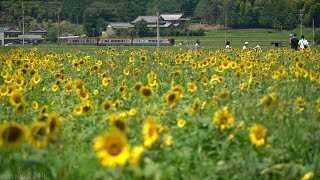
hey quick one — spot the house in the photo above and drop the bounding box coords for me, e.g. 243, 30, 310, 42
0, 27, 46, 45
29, 27, 47, 36
131, 13, 189, 28
131, 16, 167, 28
102, 23, 134, 37
0, 27, 4, 45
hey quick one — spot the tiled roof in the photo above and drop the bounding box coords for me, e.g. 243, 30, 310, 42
160, 13, 183, 21
132, 16, 159, 23
109, 22, 133, 29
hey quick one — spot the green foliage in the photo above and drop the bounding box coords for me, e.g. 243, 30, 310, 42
315, 28, 320, 44
134, 20, 150, 37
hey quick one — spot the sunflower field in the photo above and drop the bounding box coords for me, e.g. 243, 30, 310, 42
0, 46, 320, 180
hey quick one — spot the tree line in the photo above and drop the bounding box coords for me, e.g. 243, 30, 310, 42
1, 0, 320, 37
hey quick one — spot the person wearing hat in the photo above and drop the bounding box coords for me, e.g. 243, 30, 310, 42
242, 42, 249, 50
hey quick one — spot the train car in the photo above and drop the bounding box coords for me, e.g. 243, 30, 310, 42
67, 37, 175, 46
98, 38, 132, 46
67, 37, 98, 45
132, 38, 174, 46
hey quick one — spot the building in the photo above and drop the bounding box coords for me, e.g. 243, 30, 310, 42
0, 27, 4, 46
101, 13, 189, 37
0, 27, 46, 45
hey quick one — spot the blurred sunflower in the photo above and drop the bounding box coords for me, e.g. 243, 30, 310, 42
0, 122, 28, 149
0, 85, 8, 96
213, 106, 234, 131
129, 146, 144, 167
28, 121, 49, 147
177, 119, 186, 128
93, 129, 130, 167
108, 114, 129, 134
187, 82, 197, 93
47, 111, 63, 137
192, 97, 201, 113
166, 91, 179, 106
260, 93, 276, 112
133, 81, 143, 92
9, 91, 25, 106
81, 100, 94, 114
294, 97, 305, 112
31, 73, 41, 84
316, 98, 320, 112
300, 171, 314, 180
143, 116, 158, 148
140, 56, 147, 62
102, 99, 113, 112
171, 85, 184, 98
139, 86, 153, 100
249, 123, 266, 147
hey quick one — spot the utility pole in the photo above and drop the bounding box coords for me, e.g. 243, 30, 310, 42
156, 10, 160, 47
92, 28, 95, 37
313, 18, 315, 45
299, 13, 303, 36
224, 0, 228, 44
57, 14, 60, 45
22, 2, 25, 46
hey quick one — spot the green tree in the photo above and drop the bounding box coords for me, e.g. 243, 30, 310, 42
134, 19, 149, 37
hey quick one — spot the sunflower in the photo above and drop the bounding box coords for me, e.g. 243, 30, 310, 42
102, 99, 113, 112
81, 100, 94, 114
260, 93, 276, 112
15, 103, 26, 114
166, 91, 179, 106
140, 56, 147, 62
47, 111, 63, 137
0, 85, 8, 96
51, 84, 59, 92
93, 129, 130, 167
108, 114, 129, 134
74, 79, 85, 90
14, 75, 25, 87
177, 119, 186, 128
28, 121, 49, 147
192, 97, 201, 113
0, 122, 28, 149
300, 171, 314, 180
9, 91, 25, 106
294, 97, 305, 112
129, 146, 144, 167
139, 86, 153, 99
77, 89, 90, 101
249, 123, 266, 147
187, 82, 197, 93
316, 98, 320, 112
102, 77, 112, 87
213, 106, 234, 131
133, 81, 143, 92
40, 105, 49, 114
171, 85, 184, 98
123, 67, 130, 75
143, 116, 158, 148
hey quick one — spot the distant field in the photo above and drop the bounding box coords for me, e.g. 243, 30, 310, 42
174, 28, 316, 49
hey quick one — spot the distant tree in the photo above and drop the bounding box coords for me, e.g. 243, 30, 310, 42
194, 0, 221, 24
134, 20, 149, 37
258, 0, 297, 29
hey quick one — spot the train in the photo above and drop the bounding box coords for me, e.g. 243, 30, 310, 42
66, 37, 175, 46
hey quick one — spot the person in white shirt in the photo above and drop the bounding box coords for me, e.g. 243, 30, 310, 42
242, 42, 249, 50
194, 39, 200, 50
225, 41, 231, 51
298, 35, 309, 49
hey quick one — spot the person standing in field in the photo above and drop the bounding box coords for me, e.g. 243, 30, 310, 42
225, 41, 231, 51
290, 33, 299, 50
194, 39, 200, 50
298, 35, 309, 49
242, 42, 249, 50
